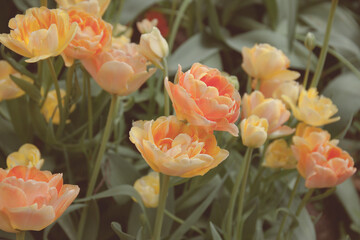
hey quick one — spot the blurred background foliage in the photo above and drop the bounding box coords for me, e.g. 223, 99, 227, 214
0, 0, 360, 239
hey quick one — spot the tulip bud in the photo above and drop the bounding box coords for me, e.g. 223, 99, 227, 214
222, 72, 240, 90
305, 32, 316, 51
139, 27, 169, 69
133, 172, 159, 208
240, 115, 268, 148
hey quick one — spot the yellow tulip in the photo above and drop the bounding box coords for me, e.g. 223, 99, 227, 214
240, 115, 268, 148
7, 144, 44, 170
56, 0, 110, 16
0, 7, 77, 63
284, 88, 340, 126
263, 139, 297, 169
241, 43, 300, 97
272, 80, 300, 108
133, 172, 159, 208
0, 61, 33, 101
139, 27, 169, 69
41, 89, 75, 125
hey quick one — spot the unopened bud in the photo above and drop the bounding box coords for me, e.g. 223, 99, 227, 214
305, 32, 316, 51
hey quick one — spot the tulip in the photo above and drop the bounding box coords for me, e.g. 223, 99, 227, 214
263, 139, 297, 169
129, 115, 229, 178
241, 43, 300, 97
0, 7, 77, 63
242, 91, 294, 138
61, 9, 112, 67
0, 61, 33, 101
133, 172, 159, 208
137, 19, 158, 34
272, 80, 300, 108
292, 123, 356, 188
0, 166, 79, 233
81, 43, 156, 96
7, 144, 44, 170
139, 27, 169, 69
284, 88, 340, 127
144, 11, 169, 37
240, 115, 268, 148
41, 89, 75, 125
56, 0, 110, 16
165, 63, 241, 136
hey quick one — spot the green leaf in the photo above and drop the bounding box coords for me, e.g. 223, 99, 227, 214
170, 175, 226, 240
81, 200, 100, 240
10, 75, 41, 103
111, 222, 136, 240
323, 73, 360, 138
209, 222, 222, 240
263, 0, 278, 29
168, 33, 220, 75
119, 0, 160, 23
336, 179, 360, 231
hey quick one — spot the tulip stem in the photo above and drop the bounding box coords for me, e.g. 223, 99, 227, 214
162, 59, 170, 116
303, 50, 312, 89
77, 94, 118, 240
46, 58, 65, 138
152, 173, 170, 240
276, 174, 301, 240
40, 0, 47, 7
295, 188, 314, 216
309, 0, 338, 88
16, 232, 25, 240
234, 147, 254, 240
85, 73, 93, 139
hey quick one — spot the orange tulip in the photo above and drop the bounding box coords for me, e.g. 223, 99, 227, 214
0, 7, 77, 63
242, 91, 294, 138
56, 0, 110, 16
292, 123, 356, 188
0, 61, 33, 101
61, 9, 112, 66
0, 166, 79, 233
81, 43, 156, 96
165, 63, 241, 136
129, 115, 229, 178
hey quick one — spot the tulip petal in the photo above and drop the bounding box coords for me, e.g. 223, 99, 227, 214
0, 211, 16, 233
53, 184, 80, 219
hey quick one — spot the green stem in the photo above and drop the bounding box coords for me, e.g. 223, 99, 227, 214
37, 61, 43, 88
162, 59, 170, 116
46, 58, 65, 137
64, 64, 75, 116
295, 188, 315, 216
309, 0, 338, 88
86, 74, 93, 139
164, 209, 203, 235
302, 50, 312, 89
16, 232, 25, 240
225, 149, 252, 240
40, 0, 47, 7
276, 174, 301, 240
168, 0, 193, 52
77, 94, 118, 240
152, 173, 170, 240
246, 76, 252, 94
234, 147, 254, 240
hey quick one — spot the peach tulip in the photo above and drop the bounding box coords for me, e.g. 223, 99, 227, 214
56, 0, 110, 16
61, 9, 112, 66
242, 91, 294, 138
241, 44, 300, 97
292, 123, 356, 188
129, 115, 229, 178
0, 7, 77, 63
165, 63, 241, 136
7, 144, 44, 170
0, 61, 33, 101
284, 88, 340, 127
137, 19, 158, 34
272, 80, 300, 108
0, 166, 79, 233
81, 43, 156, 96
133, 172, 159, 208
240, 115, 268, 148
